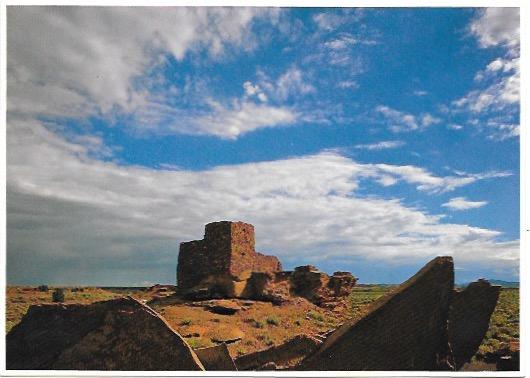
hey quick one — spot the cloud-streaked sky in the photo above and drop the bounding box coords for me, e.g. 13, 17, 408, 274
6, 7, 520, 285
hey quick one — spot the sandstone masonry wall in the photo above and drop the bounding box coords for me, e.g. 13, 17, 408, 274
177, 221, 282, 297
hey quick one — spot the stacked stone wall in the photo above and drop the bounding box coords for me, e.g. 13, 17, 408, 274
228, 222, 257, 280
177, 240, 207, 290
254, 252, 283, 273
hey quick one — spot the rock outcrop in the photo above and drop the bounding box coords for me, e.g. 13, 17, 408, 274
6, 297, 204, 370
449, 279, 501, 370
298, 256, 455, 370
290, 266, 357, 307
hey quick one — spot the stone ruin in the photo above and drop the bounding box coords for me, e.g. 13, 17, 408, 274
177, 221, 357, 306
6, 256, 503, 371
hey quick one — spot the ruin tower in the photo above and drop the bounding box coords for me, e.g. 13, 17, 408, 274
177, 221, 282, 296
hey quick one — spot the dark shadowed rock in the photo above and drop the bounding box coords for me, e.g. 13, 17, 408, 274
195, 344, 237, 371
298, 256, 455, 371
204, 299, 242, 315
449, 279, 501, 370
6, 297, 204, 370
235, 335, 323, 370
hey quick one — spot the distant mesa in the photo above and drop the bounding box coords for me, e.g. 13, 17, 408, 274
177, 221, 357, 307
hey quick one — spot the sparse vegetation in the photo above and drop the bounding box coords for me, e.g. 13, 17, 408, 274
348, 285, 391, 318
477, 288, 519, 357
186, 337, 212, 349
180, 318, 193, 326
5, 284, 518, 366
52, 288, 65, 302
307, 310, 325, 322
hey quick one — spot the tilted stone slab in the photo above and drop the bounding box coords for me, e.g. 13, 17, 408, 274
235, 335, 323, 370
298, 256, 455, 371
6, 297, 204, 371
449, 279, 501, 370
195, 344, 237, 371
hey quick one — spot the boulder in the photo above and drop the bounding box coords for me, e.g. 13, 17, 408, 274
6, 297, 204, 370
298, 256, 455, 370
449, 279, 501, 370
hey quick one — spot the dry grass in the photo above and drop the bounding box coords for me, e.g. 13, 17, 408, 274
153, 298, 344, 357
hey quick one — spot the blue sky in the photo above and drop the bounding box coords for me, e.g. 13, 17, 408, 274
6, 7, 520, 285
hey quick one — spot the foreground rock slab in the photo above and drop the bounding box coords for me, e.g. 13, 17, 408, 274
235, 334, 323, 370
195, 344, 237, 371
449, 279, 501, 370
298, 256, 455, 370
6, 297, 204, 370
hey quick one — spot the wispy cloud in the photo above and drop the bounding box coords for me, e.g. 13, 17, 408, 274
451, 8, 519, 141
188, 99, 298, 139
355, 140, 405, 150
375, 105, 441, 133
442, 197, 488, 211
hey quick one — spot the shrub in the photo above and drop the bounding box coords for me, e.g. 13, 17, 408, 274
294, 320, 302, 326
52, 288, 65, 302
37, 285, 48, 292
308, 310, 325, 322
186, 337, 211, 349
253, 320, 265, 329
266, 316, 280, 326
180, 318, 193, 326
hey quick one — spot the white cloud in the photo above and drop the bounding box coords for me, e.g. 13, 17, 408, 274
372, 164, 511, 194
452, 8, 519, 141
453, 56, 519, 113
413, 90, 428, 96
313, 12, 342, 31
186, 99, 297, 139
337, 80, 359, 89
7, 117, 517, 284
442, 197, 488, 211
469, 8, 519, 49
275, 66, 316, 100
376, 106, 440, 133
355, 140, 405, 150
324, 34, 359, 49
7, 6, 280, 136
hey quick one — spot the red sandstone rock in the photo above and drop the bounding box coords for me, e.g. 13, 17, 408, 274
6, 297, 204, 370
298, 256, 455, 371
177, 222, 357, 306
449, 279, 501, 370
235, 334, 323, 370
177, 221, 281, 298
195, 344, 237, 371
